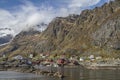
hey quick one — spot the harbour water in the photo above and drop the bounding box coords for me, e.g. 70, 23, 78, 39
0, 66, 120, 80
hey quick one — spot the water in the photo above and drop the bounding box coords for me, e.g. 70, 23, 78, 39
0, 66, 120, 80
0, 71, 55, 80
63, 66, 120, 80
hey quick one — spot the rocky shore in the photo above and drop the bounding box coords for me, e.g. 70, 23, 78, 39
80, 59, 120, 70
0, 66, 64, 78
0, 61, 66, 78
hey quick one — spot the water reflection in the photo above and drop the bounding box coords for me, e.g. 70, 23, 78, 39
0, 66, 120, 80
62, 66, 120, 80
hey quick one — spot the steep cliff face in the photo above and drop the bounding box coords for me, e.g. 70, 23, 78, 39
42, 0, 120, 54
93, 15, 120, 50
0, 0, 120, 58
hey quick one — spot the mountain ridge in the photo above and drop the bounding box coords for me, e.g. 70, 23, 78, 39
0, 0, 120, 58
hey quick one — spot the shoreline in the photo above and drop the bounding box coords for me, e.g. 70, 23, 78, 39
0, 65, 65, 78
0, 59, 120, 78
80, 62, 120, 70
0, 63, 120, 70
0, 64, 120, 72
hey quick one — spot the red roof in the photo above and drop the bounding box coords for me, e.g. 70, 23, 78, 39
57, 59, 65, 64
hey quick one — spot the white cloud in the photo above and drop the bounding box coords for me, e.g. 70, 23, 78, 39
0, 0, 107, 36
69, 0, 100, 8
0, 28, 15, 37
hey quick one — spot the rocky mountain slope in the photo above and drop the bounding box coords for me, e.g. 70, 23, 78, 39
0, 0, 120, 58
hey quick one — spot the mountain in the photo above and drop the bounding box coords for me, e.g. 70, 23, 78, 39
0, 23, 47, 46
0, 28, 14, 45
0, 0, 120, 58
0, 34, 13, 45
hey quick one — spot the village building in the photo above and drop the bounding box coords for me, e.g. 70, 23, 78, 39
89, 55, 95, 61
79, 57, 84, 62
13, 55, 23, 60
29, 54, 33, 58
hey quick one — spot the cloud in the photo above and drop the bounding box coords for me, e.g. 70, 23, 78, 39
0, 0, 109, 36
68, 0, 101, 8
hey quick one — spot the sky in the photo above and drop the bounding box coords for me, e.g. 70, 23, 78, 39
0, 0, 114, 35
